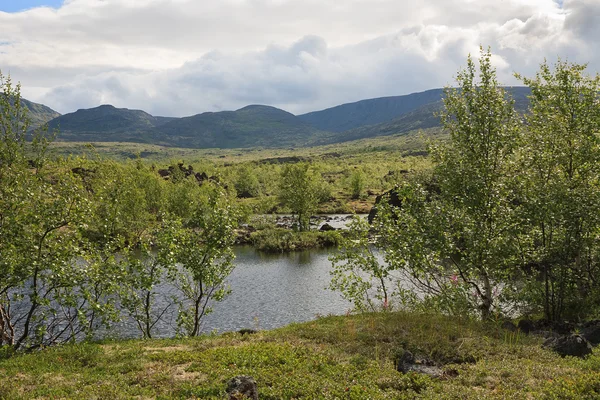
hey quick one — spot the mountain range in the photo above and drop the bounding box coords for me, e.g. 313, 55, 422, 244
24, 87, 532, 149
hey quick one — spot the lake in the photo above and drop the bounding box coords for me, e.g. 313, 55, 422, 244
110, 245, 352, 338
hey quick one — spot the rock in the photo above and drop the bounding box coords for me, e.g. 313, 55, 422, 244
518, 319, 536, 334
533, 330, 561, 340
237, 190, 253, 199
395, 350, 443, 379
367, 189, 403, 223
195, 171, 209, 183
226, 375, 258, 400
319, 223, 336, 231
580, 321, 600, 346
501, 321, 518, 332
552, 321, 575, 335
543, 334, 593, 358
396, 349, 415, 373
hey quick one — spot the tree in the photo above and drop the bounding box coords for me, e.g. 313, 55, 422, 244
163, 182, 238, 337
234, 165, 261, 198
0, 72, 120, 349
331, 49, 522, 320
432, 48, 522, 319
515, 60, 600, 321
349, 169, 366, 200
119, 231, 174, 339
278, 163, 323, 231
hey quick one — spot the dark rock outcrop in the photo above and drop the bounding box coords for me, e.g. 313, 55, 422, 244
157, 163, 219, 186
543, 334, 593, 358
226, 375, 258, 400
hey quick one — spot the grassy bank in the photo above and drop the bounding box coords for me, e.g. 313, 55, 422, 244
2, 312, 599, 399
250, 228, 341, 253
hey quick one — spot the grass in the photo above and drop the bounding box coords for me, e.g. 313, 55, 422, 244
47, 128, 443, 164
1, 311, 599, 399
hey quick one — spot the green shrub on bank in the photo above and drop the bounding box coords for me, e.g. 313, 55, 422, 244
250, 228, 341, 252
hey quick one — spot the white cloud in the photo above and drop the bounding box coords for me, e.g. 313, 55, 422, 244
0, 0, 597, 116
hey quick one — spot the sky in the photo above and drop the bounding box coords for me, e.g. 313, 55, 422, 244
0, 0, 63, 13
0, 0, 597, 117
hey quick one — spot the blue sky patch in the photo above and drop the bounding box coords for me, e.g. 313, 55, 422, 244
0, 1, 63, 13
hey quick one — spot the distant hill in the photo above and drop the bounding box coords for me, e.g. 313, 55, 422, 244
0, 98, 62, 129
313, 87, 532, 145
37, 86, 533, 149
298, 89, 445, 132
22, 99, 61, 128
147, 105, 325, 148
47, 105, 174, 142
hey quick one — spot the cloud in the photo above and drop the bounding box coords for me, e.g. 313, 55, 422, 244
1, 0, 597, 116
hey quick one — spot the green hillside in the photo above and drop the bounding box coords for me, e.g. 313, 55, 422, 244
21, 98, 61, 128
148, 105, 326, 148
298, 89, 445, 132
48, 104, 173, 142
314, 86, 532, 145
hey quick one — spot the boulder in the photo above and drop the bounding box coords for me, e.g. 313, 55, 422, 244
226, 375, 258, 400
517, 319, 536, 334
319, 223, 336, 232
543, 334, 593, 358
580, 321, 600, 346
501, 321, 518, 332
552, 321, 575, 335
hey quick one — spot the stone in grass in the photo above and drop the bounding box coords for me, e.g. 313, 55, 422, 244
396, 350, 443, 379
226, 375, 258, 400
543, 334, 593, 358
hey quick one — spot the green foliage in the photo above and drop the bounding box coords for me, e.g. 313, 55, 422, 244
514, 60, 600, 321
161, 183, 238, 337
329, 215, 395, 312
278, 163, 325, 231
331, 50, 600, 321
349, 169, 366, 199
0, 72, 120, 349
431, 47, 522, 319
234, 165, 261, 198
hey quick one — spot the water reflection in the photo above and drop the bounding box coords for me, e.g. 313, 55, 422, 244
111, 245, 351, 338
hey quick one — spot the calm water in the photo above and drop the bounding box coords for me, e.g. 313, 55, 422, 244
110, 245, 352, 338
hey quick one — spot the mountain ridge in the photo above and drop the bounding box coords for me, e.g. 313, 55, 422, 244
28, 86, 532, 149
